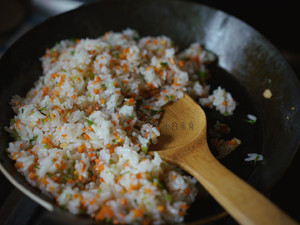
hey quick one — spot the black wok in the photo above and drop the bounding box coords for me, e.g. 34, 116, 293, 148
0, 0, 299, 224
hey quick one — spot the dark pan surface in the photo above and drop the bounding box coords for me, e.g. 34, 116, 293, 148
1, 0, 300, 224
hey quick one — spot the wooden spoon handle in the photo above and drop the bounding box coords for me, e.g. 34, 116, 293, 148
177, 143, 298, 225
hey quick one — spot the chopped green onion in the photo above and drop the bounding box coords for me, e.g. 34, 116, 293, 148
34, 165, 40, 169
164, 193, 172, 202
85, 119, 93, 126
133, 32, 141, 41
160, 62, 168, 67
89, 73, 95, 79
112, 52, 119, 58
70, 50, 75, 55
10, 118, 15, 125
130, 115, 134, 119
29, 135, 38, 144
223, 111, 229, 117
197, 71, 206, 79
11, 129, 20, 141
97, 188, 102, 194
141, 146, 148, 154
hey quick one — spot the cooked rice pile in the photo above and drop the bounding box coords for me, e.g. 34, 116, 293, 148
6, 29, 236, 224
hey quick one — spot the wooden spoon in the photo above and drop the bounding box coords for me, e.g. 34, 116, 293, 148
150, 94, 298, 225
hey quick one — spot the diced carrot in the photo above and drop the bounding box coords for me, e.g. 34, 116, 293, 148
88, 153, 94, 158
55, 163, 60, 169
129, 183, 140, 192
179, 211, 185, 216
144, 188, 151, 193
14, 162, 23, 169
109, 148, 114, 154
15, 119, 20, 129
51, 72, 58, 79
228, 139, 236, 145
142, 220, 150, 225
42, 87, 49, 96
53, 90, 60, 96
179, 204, 189, 210
77, 144, 85, 153
122, 48, 129, 54
157, 205, 165, 212
119, 198, 127, 205
48, 186, 54, 191
178, 60, 184, 67
132, 208, 144, 218
94, 204, 114, 221
94, 164, 104, 172
28, 163, 34, 172
83, 134, 90, 140
136, 173, 141, 179
78, 175, 83, 182
61, 134, 67, 138
40, 177, 48, 185
171, 175, 177, 180
89, 198, 96, 204
100, 98, 105, 104
128, 98, 135, 104
183, 188, 190, 194
41, 137, 51, 145
29, 172, 35, 180
93, 89, 100, 94
66, 178, 74, 184
50, 113, 55, 120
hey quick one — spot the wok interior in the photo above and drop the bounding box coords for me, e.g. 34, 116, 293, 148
0, 0, 299, 223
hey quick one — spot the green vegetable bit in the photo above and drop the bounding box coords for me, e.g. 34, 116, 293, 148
244, 119, 256, 125
164, 193, 172, 202
197, 71, 206, 79
112, 52, 120, 58
11, 129, 20, 141
141, 146, 148, 154
85, 118, 93, 126
29, 135, 38, 144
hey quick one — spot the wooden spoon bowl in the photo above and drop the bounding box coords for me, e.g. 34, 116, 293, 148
150, 94, 297, 225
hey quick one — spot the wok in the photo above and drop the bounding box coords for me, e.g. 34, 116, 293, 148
0, 0, 299, 224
